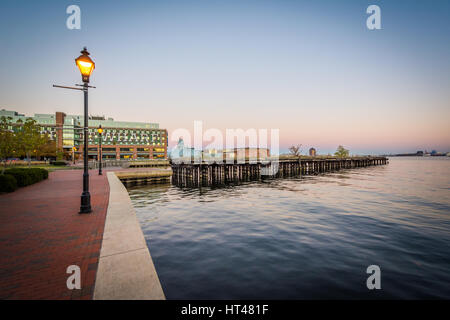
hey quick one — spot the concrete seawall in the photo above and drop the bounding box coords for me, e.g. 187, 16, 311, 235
93, 172, 165, 300
115, 167, 172, 186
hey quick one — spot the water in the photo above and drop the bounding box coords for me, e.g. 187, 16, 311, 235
128, 157, 450, 299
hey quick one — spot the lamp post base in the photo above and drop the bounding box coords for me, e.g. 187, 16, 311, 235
79, 192, 92, 214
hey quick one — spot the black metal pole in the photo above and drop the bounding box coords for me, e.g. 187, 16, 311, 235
99, 130, 102, 175
80, 83, 92, 213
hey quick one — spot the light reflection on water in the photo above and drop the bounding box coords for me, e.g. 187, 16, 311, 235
128, 157, 450, 299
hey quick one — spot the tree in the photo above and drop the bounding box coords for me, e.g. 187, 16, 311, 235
334, 145, 350, 158
0, 116, 15, 173
15, 118, 44, 164
288, 144, 302, 156
36, 135, 56, 159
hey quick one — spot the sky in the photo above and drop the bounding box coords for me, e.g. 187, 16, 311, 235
0, 0, 449, 155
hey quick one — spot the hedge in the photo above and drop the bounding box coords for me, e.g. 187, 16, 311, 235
3, 168, 49, 188
50, 161, 67, 166
0, 174, 18, 193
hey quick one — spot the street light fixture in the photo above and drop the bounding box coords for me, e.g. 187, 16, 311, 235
52, 47, 96, 214
97, 125, 103, 175
72, 146, 76, 164
75, 47, 95, 83
76, 47, 95, 214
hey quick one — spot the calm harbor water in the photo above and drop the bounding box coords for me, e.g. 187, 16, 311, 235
128, 157, 450, 299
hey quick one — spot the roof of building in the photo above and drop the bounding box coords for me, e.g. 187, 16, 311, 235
0, 109, 160, 129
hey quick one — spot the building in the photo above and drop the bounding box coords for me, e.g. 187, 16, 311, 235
222, 148, 271, 162
170, 138, 200, 162
169, 140, 270, 163
0, 109, 168, 160
309, 147, 317, 157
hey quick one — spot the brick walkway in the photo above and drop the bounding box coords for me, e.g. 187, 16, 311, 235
0, 169, 109, 299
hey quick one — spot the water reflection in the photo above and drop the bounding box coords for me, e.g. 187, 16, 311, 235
128, 157, 450, 299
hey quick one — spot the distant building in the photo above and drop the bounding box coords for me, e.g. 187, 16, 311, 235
222, 147, 270, 162
0, 109, 167, 160
170, 138, 200, 162
170, 144, 271, 163
309, 147, 317, 157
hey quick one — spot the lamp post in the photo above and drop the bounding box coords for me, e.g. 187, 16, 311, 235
72, 146, 76, 164
97, 125, 103, 175
75, 47, 95, 214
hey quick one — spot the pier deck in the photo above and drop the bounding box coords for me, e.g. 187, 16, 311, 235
172, 157, 388, 187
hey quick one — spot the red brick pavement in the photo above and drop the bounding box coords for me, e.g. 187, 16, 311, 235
0, 169, 109, 300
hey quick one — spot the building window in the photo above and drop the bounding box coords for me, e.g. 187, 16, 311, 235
153, 152, 165, 158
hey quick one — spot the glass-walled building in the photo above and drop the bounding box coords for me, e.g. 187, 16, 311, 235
0, 109, 168, 160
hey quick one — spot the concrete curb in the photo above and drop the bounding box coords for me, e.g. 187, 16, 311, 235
93, 172, 165, 300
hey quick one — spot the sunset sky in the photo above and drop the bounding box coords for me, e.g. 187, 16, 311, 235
0, 0, 449, 154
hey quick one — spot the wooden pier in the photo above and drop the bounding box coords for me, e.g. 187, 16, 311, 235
171, 156, 388, 187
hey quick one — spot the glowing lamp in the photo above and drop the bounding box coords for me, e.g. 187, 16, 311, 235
75, 47, 95, 83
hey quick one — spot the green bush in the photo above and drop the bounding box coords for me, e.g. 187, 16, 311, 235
0, 174, 18, 192
5, 168, 32, 187
41, 169, 49, 179
4, 168, 48, 187
51, 161, 67, 166
28, 168, 42, 182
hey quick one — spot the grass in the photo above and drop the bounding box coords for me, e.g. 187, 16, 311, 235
2, 165, 82, 172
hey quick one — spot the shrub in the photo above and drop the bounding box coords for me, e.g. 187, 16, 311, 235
4, 168, 49, 187
28, 168, 42, 182
36, 168, 48, 180
51, 161, 67, 166
41, 168, 49, 179
0, 174, 18, 193
5, 168, 33, 187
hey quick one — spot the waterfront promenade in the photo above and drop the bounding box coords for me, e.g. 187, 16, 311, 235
0, 170, 109, 299
0, 158, 385, 299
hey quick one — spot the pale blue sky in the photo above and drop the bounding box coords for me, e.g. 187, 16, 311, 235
0, 0, 449, 154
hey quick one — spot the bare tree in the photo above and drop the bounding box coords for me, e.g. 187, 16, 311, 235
288, 144, 302, 156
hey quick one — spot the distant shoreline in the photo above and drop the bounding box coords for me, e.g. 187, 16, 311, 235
384, 154, 449, 157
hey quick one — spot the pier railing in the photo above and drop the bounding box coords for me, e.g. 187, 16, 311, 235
171, 157, 388, 187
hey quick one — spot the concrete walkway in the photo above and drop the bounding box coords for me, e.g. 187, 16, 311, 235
93, 172, 165, 300
0, 170, 109, 299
